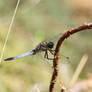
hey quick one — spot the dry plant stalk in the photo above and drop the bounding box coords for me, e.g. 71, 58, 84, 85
49, 23, 92, 92
69, 54, 88, 87
68, 75, 92, 92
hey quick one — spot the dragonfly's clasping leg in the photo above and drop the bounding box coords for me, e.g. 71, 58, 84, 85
44, 50, 54, 60
49, 50, 55, 55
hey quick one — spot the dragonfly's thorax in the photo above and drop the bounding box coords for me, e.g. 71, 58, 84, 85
33, 41, 54, 54
40, 41, 54, 50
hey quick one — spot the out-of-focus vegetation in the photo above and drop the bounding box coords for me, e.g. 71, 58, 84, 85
0, 0, 92, 92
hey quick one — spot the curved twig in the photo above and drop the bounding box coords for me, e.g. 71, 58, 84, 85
49, 23, 92, 92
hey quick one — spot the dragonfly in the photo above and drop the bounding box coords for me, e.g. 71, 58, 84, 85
4, 41, 56, 61
4, 32, 70, 62
4, 40, 69, 61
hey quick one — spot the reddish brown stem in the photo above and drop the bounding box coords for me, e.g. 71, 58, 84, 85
49, 23, 92, 92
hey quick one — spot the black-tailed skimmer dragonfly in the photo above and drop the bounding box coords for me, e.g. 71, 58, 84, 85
4, 41, 56, 61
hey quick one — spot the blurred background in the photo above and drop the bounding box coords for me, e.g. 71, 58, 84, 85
0, 0, 92, 92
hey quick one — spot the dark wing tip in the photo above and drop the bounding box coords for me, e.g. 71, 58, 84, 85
4, 57, 14, 61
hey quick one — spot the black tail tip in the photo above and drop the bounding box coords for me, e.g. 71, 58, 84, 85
4, 57, 14, 61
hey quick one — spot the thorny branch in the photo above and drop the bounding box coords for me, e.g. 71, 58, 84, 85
49, 23, 92, 92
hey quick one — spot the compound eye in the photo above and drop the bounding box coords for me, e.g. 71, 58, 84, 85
47, 42, 54, 49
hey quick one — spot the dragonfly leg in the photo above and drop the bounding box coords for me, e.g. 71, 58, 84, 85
50, 50, 69, 60
49, 50, 55, 55
44, 50, 47, 58
44, 50, 53, 60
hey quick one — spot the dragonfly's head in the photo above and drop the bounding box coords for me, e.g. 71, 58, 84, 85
47, 42, 54, 49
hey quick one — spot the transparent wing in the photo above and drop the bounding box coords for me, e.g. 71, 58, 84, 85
44, 32, 64, 44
